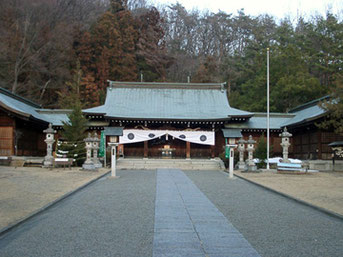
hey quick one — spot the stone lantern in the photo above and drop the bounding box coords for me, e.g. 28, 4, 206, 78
246, 135, 257, 171
92, 132, 102, 168
237, 138, 246, 170
43, 123, 56, 167
82, 133, 96, 170
279, 127, 292, 163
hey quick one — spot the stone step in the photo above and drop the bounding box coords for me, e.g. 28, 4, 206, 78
116, 158, 224, 170
10, 159, 25, 167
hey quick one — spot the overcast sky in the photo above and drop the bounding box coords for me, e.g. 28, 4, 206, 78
151, 0, 343, 20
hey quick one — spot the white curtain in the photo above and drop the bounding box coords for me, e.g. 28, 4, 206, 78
119, 129, 215, 146
119, 129, 166, 144
168, 130, 214, 146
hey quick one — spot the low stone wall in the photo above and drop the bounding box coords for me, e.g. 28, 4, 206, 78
309, 160, 343, 171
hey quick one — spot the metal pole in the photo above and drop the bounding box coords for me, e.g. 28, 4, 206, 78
267, 48, 270, 170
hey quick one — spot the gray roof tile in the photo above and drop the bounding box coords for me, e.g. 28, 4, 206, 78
222, 128, 242, 138
0, 88, 69, 126
84, 82, 252, 120
281, 103, 327, 127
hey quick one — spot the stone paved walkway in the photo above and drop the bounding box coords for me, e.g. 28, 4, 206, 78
154, 169, 260, 257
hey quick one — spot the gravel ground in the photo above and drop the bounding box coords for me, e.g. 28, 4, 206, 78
0, 166, 108, 229
185, 170, 343, 257
235, 170, 343, 216
0, 170, 156, 257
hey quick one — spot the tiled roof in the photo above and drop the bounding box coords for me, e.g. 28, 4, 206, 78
226, 113, 294, 130
281, 96, 329, 127
0, 88, 69, 126
222, 128, 243, 138
84, 82, 252, 121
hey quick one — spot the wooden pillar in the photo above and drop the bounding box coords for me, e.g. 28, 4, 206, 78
271, 133, 274, 153
186, 141, 191, 159
211, 145, 215, 158
12, 119, 16, 156
317, 130, 322, 160
300, 133, 303, 159
308, 131, 311, 159
144, 140, 148, 158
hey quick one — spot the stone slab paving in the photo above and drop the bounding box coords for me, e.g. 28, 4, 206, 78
153, 169, 260, 257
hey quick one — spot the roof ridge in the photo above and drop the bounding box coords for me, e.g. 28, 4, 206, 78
289, 95, 330, 113
107, 81, 226, 90
0, 87, 41, 108
253, 112, 295, 117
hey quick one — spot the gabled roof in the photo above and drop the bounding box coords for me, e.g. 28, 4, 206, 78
226, 113, 295, 130
36, 109, 71, 126
0, 87, 45, 121
0, 87, 69, 126
84, 82, 252, 121
281, 96, 329, 127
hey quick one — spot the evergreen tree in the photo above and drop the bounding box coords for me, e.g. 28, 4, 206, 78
76, 0, 138, 107
57, 65, 88, 166
318, 74, 343, 135
255, 134, 273, 168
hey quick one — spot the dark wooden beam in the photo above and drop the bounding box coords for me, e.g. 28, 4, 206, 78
144, 140, 148, 158
186, 141, 191, 159
211, 145, 215, 158
317, 130, 322, 160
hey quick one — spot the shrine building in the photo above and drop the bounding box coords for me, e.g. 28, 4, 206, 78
84, 81, 253, 158
0, 82, 342, 160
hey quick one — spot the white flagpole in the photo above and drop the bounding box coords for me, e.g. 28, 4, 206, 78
267, 48, 270, 170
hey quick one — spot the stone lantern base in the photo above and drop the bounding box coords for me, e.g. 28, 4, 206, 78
246, 164, 257, 172
244, 160, 257, 172
237, 161, 246, 170
82, 162, 97, 171
43, 157, 54, 168
94, 162, 103, 169
281, 158, 291, 163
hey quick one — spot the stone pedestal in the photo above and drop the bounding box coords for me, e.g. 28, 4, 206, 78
245, 135, 257, 172
82, 133, 96, 170
43, 123, 56, 167
280, 127, 292, 163
237, 138, 246, 170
